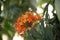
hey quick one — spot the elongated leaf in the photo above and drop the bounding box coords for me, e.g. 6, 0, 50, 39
45, 25, 54, 40
25, 30, 35, 40
30, 28, 42, 39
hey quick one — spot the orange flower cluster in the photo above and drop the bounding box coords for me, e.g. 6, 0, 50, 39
15, 11, 42, 35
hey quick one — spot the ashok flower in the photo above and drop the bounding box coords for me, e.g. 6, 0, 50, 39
33, 13, 42, 21
15, 11, 42, 35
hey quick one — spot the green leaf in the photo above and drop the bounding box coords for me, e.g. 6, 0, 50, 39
45, 25, 54, 40
30, 28, 42, 39
25, 30, 35, 40
3, 20, 15, 38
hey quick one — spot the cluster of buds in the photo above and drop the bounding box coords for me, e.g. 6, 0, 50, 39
15, 11, 42, 35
